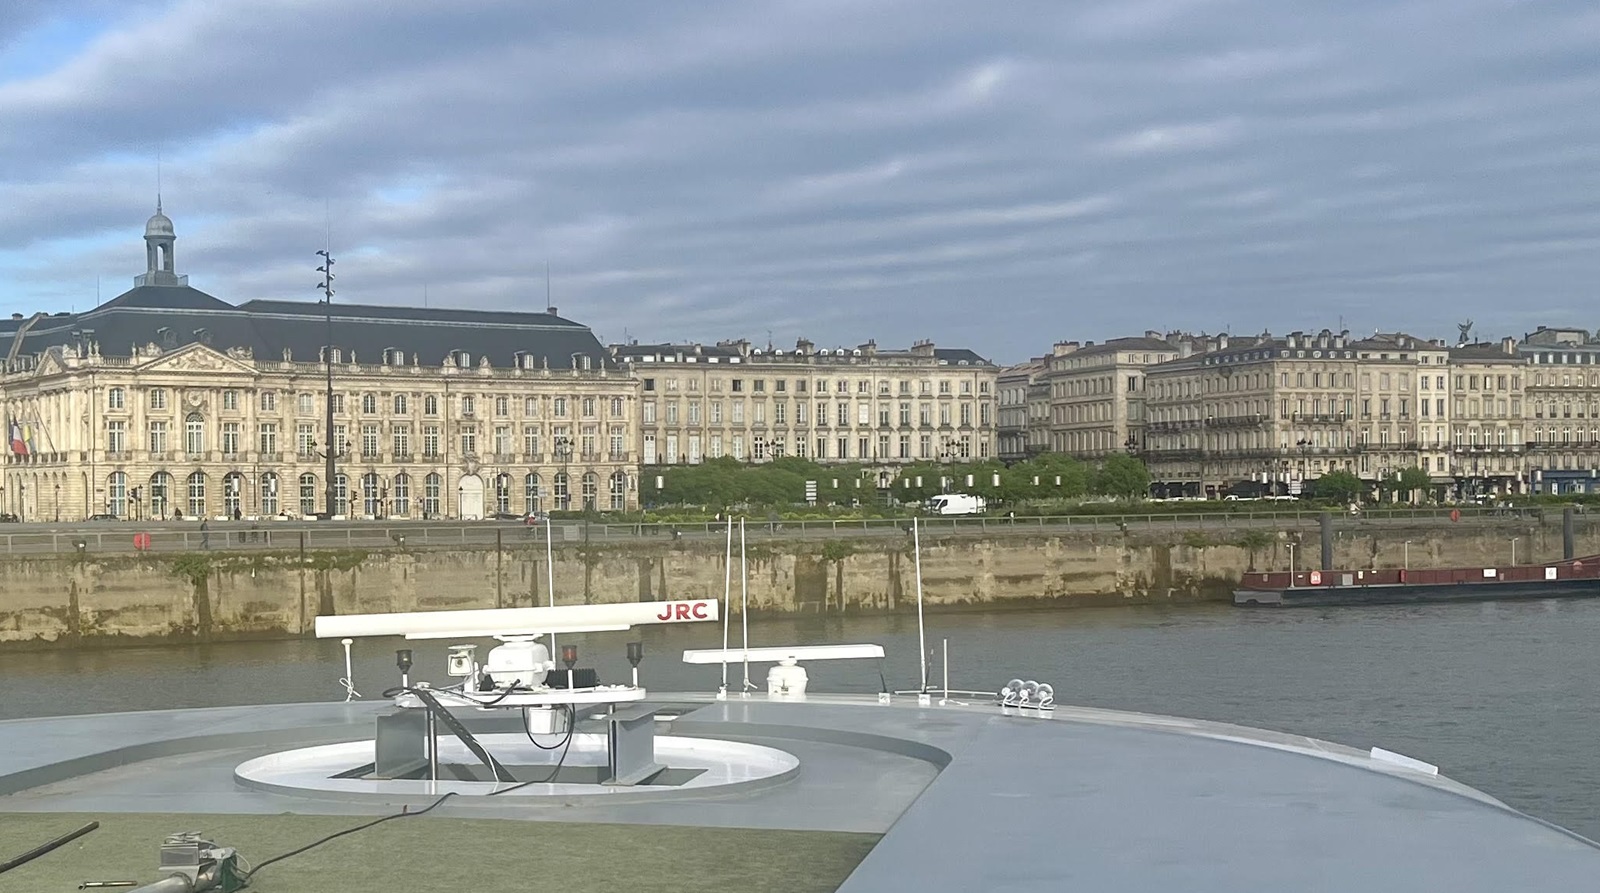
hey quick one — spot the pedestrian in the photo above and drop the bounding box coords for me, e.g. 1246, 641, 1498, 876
199, 519, 210, 551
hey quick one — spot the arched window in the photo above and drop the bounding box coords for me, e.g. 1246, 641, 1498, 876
187, 471, 206, 518
581, 472, 598, 510
524, 473, 541, 513
392, 473, 411, 517
334, 473, 349, 515
394, 394, 409, 415
423, 394, 439, 416
261, 472, 280, 516
553, 472, 569, 511
299, 473, 318, 517
361, 393, 377, 415
149, 472, 172, 519
495, 473, 511, 513
223, 471, 244, 518
185, 413, 205, 456
609, 471, 627, 511
107, 472, 127, 518
423, 473, 442, 518
362, 472, 382, 516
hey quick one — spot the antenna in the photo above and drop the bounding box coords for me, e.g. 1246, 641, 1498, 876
155, 146, 162, 212
545, 262, 551, 307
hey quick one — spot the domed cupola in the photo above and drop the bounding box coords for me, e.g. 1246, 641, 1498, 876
135, 198, 188, 287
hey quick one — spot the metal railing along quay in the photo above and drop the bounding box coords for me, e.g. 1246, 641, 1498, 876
0, 505, 1556, 557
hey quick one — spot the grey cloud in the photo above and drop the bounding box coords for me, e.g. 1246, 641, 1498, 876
4, 0, 1600, 362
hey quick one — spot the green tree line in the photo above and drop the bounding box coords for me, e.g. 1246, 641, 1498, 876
641, 454, 1151, 508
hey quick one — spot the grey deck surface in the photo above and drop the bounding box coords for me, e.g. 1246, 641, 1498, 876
1, 695, 1597, 892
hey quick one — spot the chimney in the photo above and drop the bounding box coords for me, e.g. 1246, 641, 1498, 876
546, 306, 559, 316
1218, 334, 1229, 350
795, 337, 814, 356
1178, 341, 1193, 359
1052, 341, 1079, 357
1502, 336, 1516, 355
1145, 330, 1161, 340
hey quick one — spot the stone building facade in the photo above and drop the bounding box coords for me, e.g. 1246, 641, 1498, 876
997, 357, 1047, 462
1, 210, 638, 522
1042, 336, 1183, 458
608, 338, 998, 470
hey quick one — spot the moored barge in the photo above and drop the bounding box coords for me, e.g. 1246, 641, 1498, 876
1235, 556, 1600, 607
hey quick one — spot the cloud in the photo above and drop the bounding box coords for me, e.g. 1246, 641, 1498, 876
1, 0, 1599, 362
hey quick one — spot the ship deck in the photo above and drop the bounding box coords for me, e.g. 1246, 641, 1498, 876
1, 694, 1597, 891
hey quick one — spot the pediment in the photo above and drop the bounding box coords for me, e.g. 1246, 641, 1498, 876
35, 351, 66, 376
136, 343, 257, 376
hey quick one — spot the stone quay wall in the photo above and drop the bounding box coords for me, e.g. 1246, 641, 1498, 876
0, 518, 1590, 648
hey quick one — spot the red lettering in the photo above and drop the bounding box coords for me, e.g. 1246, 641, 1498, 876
656, 606, 673, 621
691, 602, 708, 619
674, 603, 691, 620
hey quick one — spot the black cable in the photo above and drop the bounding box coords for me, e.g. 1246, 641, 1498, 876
0, 821, 99, 875
491, 704, 577, 794
521, 703, 574, 751
243, 791, 456, 882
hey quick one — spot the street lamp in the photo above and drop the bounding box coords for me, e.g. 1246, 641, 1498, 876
553, 434, 573, 510
53, 483, 60, 522
315, 249, 340, 518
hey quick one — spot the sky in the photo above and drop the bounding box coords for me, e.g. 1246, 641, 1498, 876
2, 0, 1598, 364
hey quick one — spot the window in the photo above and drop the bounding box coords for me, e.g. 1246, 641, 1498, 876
332, 473, 349, 515
424, 394, 439, 416
524, 473, 542, 513
460, 427, 477, 456
259, 423, 279, 456
495, 395, 509, 417
361, 424, 379, 458
260, 472, 279, 516
554, 471, 570, 510
609, 426, 625, 458
187, 472, 206, 518
361, 393, 377, 414
223, 472, 244, 517
295, 423, 314, 457
610, 397, 624, 418
148, 421, 168, 454
494, 473, 512, 513
553, 397, 568, 417
299, 473, 317, 516
108, 388, 125, 410
330, 394, 345, 414
221, 422, 241, 456
423, 473, 442, 517
363, 472, 383, 516
106, 420, 126, 453
461, 395, 476, 417
298, 393, 314, 415
260, 391, 277, 412
148, 472, 172, 518
392, 424, 410, 457
525, 396, 540, 417
223, 390, 240, 411
107, 472, 127, 517
392, 473, 410, 517
423, 425, 441, 458
185, 414, 205, 456
494, 425, 512, 456
582, 397, 597, 418
610, 471, 627, 510
581, 472, 598, 510
149, 388, 168, 410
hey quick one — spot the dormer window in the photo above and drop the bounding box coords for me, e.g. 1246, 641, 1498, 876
451, 350, 471, 368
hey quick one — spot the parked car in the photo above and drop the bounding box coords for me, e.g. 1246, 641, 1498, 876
0, 512, 19, 523
489, 512, 524, 521
85, 513, 120, 522
925, 493, 986, 516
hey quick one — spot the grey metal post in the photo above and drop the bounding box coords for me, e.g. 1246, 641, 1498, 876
1564, 506, 1575, 561
1320, 512, 1333, 570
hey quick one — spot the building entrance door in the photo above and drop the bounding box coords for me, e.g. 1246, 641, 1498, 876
458, 473, 484, 520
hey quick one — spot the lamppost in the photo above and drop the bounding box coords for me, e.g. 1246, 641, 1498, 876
938, 437, 957, 493
54, 483, 60, 522
315, 249, 339, 517
553, 435, 573, 510
1296, 438, 1312, 493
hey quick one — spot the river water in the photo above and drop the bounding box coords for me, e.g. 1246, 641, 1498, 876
1, 600, 1597, 840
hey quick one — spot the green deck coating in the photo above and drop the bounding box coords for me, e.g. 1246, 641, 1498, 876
0, 813, 880, 893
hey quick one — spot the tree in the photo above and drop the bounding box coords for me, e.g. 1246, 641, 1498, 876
1313, 469, 1363, 504
1395, 466, 1432, 503
1091, 454, 1151, 500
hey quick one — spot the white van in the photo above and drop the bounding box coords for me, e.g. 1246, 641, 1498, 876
926, 493, 987, 515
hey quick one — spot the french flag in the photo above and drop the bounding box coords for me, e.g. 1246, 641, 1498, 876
8, 418, 26, 456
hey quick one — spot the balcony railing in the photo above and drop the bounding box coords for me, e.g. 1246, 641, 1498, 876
1203, 413, 1269, 429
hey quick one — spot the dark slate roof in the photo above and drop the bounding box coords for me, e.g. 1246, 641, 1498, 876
1449, 344, 1521, 362
1064, 337, 1176, 358
1, 286, 613, 371
933, 348, 993, 366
